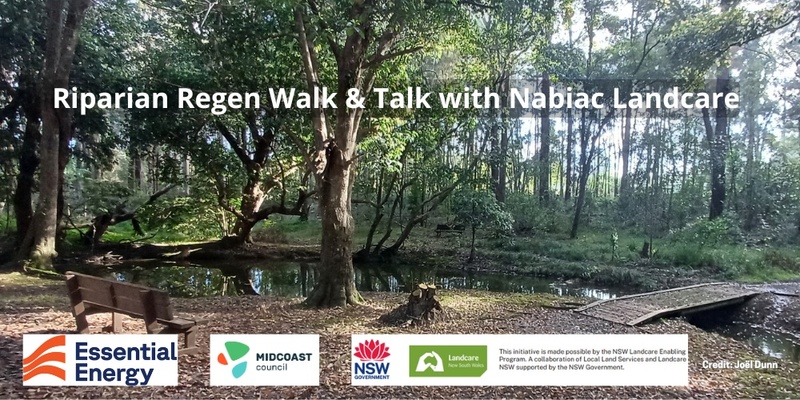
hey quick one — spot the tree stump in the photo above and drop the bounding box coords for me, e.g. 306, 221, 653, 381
380, 283, 443, 327
639, 241, 651, 259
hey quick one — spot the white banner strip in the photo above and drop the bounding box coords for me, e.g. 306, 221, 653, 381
351, 334, 688, 386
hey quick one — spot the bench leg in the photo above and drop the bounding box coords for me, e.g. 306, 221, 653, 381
185, 326, 197, 349
160, 326, 200, 356
179, 326, 199, 355
67, 276, 89, 333
72, 302, 90, 333
111, 312, 123, 332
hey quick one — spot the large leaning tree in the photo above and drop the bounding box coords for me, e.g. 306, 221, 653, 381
127, 0, 312, 247
294, 0, 485, 307
16, 0, 92, 269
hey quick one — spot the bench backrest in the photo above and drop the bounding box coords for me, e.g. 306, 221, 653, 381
65, 271, 175, 321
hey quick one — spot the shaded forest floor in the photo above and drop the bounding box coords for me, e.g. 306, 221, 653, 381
1, 273, 798, 399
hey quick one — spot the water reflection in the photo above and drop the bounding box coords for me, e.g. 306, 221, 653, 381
81, 260, 628, 300
711, 322, 800, 363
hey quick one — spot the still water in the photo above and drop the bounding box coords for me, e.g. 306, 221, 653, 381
79, 260, 628, 300
710, 323, 800, 363
70, 260, 799, 362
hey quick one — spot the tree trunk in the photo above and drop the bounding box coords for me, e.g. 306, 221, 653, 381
233, 178, 266, 244
56, 109, 73, 243
705, 0, 732, 221
570, 170, 590, 239
19, 87, 61, 268
564, 107, 574, 202
490, 118, 501, 201
17, 0, 91, 269
619, 105, 632, 199
468, 224, 476, 262
497, 74, 509, 203
570, 109, 590, 239
538, 72, 551, 203
305, 142, 362, 307
14, 108, 40, 246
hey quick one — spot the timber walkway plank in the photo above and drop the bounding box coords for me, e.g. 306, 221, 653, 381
574, 282, 763, 326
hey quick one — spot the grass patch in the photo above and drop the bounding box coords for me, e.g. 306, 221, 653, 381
63, 220, 202, 245
0, 272, 66, 309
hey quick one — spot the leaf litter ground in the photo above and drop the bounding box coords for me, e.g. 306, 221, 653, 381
0, 273, 797, 399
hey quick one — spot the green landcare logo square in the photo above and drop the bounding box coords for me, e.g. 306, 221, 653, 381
408, 346, 487, 377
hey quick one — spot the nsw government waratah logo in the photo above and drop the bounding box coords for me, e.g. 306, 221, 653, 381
23, 335, 67, 383
352, 340, 390, 380
217, 341, 250, 379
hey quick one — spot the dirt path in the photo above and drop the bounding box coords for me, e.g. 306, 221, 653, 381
0, 273, 797, 399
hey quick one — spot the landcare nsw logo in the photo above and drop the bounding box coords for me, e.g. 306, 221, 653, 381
352, 339, 391, 380
22, 334, 178, 386
216, 341, 250, 379
409, 345, 488, 378
210, 334, 319, 386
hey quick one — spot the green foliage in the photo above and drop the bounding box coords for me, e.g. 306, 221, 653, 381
136, 196, 221, 241
762, 250, 800, 273
668, 215, 742, 247
504, 193, 571, 234
665, 1, 795, 81
453, 189, 514, 242
65, 169, 137, 216
135, 180, 226, 241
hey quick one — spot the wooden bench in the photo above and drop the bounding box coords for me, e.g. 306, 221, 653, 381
65, 271, 208, 355
435, 224, 466, 237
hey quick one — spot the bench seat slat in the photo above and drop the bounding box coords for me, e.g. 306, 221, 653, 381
72, 274, 174, 320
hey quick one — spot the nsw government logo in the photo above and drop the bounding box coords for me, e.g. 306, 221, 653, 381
209, 334, 319, 386
22, 334, 178, 386
352, 339, 390, 381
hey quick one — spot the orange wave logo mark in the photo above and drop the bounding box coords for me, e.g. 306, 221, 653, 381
23, 335, 67, 382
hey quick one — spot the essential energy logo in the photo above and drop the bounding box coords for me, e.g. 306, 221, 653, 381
22, 334, 179, 386
209, 334, 319, 386
409, 345, 488, 377
352, 339, 391, 380
216, 341, 250, 379
23, 335, 66, 382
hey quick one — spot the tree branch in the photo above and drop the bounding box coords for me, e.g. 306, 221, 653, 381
215, 119, 257, 171
365, 46, 424, 68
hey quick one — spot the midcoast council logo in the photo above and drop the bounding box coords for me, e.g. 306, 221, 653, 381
352, 339, 391, 381
22, 334, 178, 386
209, 334, 319, 386
409, 345, 488, 377
216, 341, 250, 379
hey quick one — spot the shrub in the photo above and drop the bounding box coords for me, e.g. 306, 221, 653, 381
763, 249, 800, 273
668, 214, 742, 247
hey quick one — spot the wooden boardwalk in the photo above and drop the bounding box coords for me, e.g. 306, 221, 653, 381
574, 283, 763, 326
